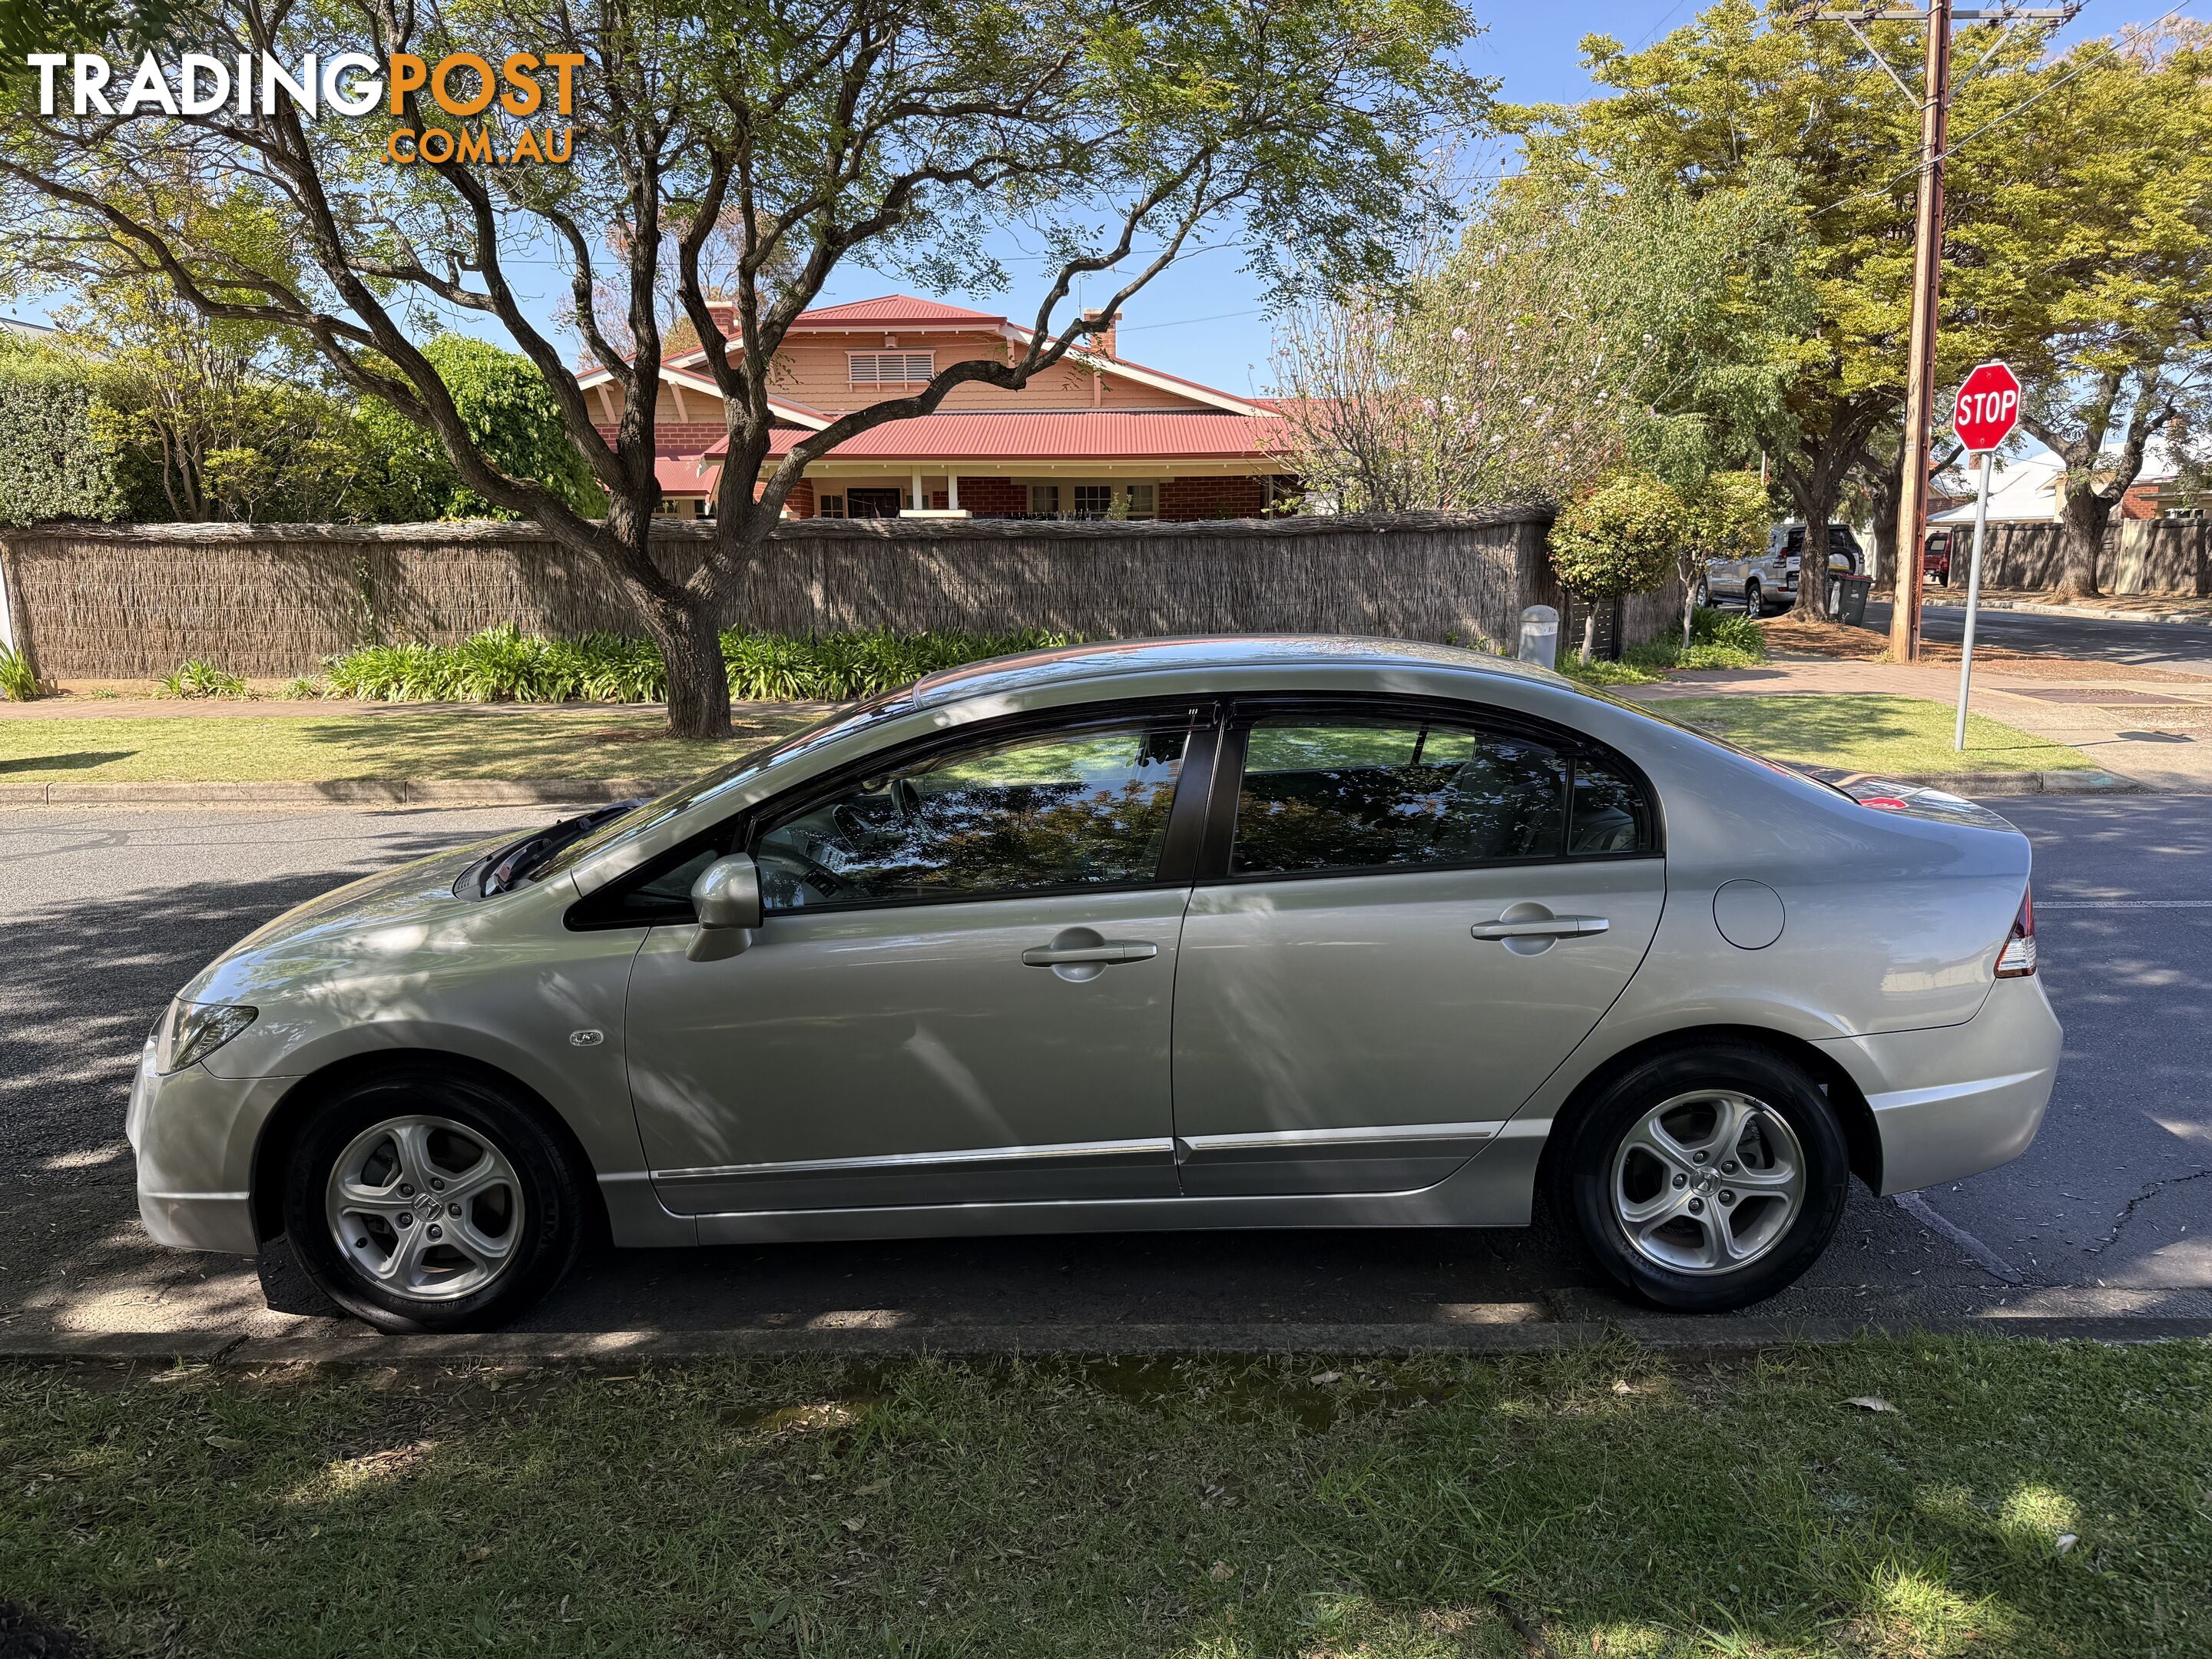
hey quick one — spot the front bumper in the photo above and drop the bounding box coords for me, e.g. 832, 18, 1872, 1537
127, 1039, 293, 1255
1815, 974, 2062, 1194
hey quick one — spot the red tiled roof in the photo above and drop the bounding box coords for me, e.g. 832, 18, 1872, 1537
654, 451, 720, 494
791, 296, 1008, 328
707, 411, 1287, 465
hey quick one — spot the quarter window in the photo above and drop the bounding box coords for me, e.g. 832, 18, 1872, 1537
754, 720, 1192, 910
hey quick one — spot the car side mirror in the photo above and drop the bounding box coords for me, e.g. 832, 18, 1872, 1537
687, 853, 763, 962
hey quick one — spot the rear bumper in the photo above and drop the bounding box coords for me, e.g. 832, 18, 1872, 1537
127, 1040, 290, 1256
1814, 975, 2062, 1194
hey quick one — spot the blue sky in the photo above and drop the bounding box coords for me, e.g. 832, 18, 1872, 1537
14, 1, 2190, 397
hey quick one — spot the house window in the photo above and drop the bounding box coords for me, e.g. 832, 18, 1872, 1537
1126, 483, 1157, 520
656, 496, 690, 518
849, 352, 935, 386
818, 494, 846, 518
1028, 484, 1061, 516
1072, 484, 1115, 518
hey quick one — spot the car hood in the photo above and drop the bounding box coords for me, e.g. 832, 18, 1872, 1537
178, 833, 515, 1005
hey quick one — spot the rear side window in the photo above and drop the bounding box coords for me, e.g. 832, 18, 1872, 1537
1230, 716, 1570, 876
1570, 756, 1651, 854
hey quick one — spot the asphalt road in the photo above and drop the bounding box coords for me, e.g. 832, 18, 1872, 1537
1863, 596, 2212, 674
2, 796, 2206, 1346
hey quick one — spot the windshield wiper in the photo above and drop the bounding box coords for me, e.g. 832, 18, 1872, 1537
479, 800, 646, 895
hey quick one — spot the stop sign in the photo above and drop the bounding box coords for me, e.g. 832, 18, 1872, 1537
1954, 361, 2021, 452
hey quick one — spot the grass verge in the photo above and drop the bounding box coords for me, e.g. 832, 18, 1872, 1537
1644, 694, 2096, 776
3, 1339, 2207, 1657
0, 706, 820, 784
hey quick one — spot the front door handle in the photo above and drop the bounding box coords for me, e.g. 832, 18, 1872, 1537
1021, 941, 1160, 965
1472, 915, 1610, 939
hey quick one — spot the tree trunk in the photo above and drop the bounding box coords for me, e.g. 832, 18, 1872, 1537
1580, 604, 1598, 664
1868, 465, 1901, 598
2055, 475, 2111, 599
653, 602, 733, 739
1788, 475, 1835, 621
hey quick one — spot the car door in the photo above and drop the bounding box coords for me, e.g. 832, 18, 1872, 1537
621, 705, 1213, 1215
1171, 701, 1666, 1197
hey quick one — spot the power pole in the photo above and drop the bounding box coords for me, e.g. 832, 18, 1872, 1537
1804, 5, 2071, 660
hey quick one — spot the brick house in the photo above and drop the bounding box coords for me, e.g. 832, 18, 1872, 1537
578, 295, 1293, 521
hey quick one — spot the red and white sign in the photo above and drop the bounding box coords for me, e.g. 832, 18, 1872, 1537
1953, 361, 2021, 453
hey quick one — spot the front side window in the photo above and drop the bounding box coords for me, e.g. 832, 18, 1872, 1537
754, 720, 1191, 910
1231, 716, 1568, 877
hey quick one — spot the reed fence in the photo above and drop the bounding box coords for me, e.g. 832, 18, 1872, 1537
0, 510, 1677, 680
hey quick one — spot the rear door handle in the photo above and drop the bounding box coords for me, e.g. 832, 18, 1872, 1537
1021, 941, 1159, 966
1471, 916, 1610, 939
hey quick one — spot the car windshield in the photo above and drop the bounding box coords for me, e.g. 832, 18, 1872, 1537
523, 688, 917, 884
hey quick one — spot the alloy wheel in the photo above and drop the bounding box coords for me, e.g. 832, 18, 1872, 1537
325, 1114, 525, 1300
1609, 1090, 1806, 1275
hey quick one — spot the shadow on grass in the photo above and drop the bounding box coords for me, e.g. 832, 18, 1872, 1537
3, 1341, 2205, 1658
0, 750, 135, 775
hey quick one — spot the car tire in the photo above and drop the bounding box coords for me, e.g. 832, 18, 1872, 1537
1551, 1043, 1850, 1313
1743, 578, 1765, 617
1693, 577, 1712, 609
281, 1066, 589, 1333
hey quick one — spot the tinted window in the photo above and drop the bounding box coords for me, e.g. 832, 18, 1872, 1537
754, 721, 1190, 910
1569, 756, 1652, 854
1230, 717, 1568, 876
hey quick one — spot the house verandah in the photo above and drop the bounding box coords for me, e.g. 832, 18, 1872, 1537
577, 294, 1296, 523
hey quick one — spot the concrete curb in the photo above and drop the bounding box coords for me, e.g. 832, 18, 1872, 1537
1922, 597, 2212, 628
0, 777, 677, 807
3, 1316, 2208, 1366
1830, 768, 2143, 797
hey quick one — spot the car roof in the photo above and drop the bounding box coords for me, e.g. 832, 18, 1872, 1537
908, 634, 1568, 707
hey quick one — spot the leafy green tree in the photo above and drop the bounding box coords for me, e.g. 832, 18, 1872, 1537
0, 336, 126, 525
1681, 469, 1772, 645
0, 0, 1485, 736
1551, 470, 1688, 661
1275, 164, 1806, 516
357, 334, 603, 522
1944, 28, 2212, 595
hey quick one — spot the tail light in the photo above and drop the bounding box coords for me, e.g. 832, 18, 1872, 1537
1995, 888, 2037, 978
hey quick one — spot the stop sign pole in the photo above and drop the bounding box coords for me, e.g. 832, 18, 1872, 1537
1952, 360, 2022, 751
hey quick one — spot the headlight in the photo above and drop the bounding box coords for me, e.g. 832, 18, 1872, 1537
154, 1001, 258, 1074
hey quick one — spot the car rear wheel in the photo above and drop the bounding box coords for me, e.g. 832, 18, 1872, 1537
1693, 576, 1712, 608
281, 1068, 588, 1333
1551, 1044, 1849, 1313
1743, 577, 1766, 617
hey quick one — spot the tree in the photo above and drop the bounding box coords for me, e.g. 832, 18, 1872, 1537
1550, 469, 1687, 661
1273, 162, 1805, 517
1681, 468, 1770, 645
0, 336, 126, 525
1, 0, 1484, 735
1505, 4, 2069, 620
357, 334, 603, 522
1945, 27, 2212, 595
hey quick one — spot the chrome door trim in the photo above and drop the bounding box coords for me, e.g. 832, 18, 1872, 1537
653, 1135, 1177, 1187
1175, 1120, 1505, 1155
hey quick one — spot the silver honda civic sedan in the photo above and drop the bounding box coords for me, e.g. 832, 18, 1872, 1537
129, 637, 2058, 1331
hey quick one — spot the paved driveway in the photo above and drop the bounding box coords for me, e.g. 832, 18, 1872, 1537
2, 799, 2205, 1351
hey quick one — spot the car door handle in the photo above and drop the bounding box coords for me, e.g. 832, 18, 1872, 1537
1021, 940, 1160, 966
1471, 916, 1610, 939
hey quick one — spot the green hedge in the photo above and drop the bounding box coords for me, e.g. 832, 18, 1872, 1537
317, 625, 1076, 704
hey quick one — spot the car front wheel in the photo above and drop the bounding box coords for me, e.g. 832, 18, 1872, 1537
281, 1067, 588, 1333
1551, 1044, 1849, 1313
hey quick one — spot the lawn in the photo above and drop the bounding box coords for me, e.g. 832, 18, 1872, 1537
1641, 694, 2095, 777
0, 706, 823, 783
4, 1339, 2207, 1657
